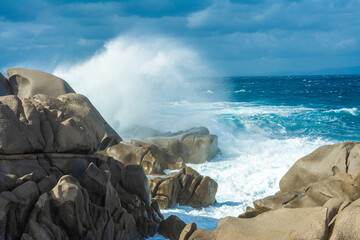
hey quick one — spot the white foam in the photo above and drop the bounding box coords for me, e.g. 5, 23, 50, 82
326, 107, 358, 116
53, 35, 212, 132
157, 136, 331, 233
234, 89, 245, 93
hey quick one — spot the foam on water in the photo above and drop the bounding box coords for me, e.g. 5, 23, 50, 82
326, 107, 358, 116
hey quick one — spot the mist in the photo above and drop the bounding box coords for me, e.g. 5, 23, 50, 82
54, 35, 214, 133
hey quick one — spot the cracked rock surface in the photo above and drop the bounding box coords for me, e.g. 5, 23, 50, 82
0, 153, 163, 240
149, 167, 218, 209
0, 93, 121, 154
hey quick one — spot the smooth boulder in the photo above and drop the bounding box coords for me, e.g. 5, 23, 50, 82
280, 142, 360, 192
6, 68, 75, 98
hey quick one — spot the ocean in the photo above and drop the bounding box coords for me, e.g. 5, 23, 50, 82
146, 74, 360, 239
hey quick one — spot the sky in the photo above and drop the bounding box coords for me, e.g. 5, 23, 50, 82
0, 0, 359, 76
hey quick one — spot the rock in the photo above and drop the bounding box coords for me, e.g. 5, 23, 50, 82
330, 198, 360, 240
179, 223, 197, 240
6, 68, 75, 98
0, 93, 121, 154
0, 153, 162, 239
149, 167, 218, 209
187, 207, 329, 240
158, 215, 186, 240
280, 142, 360, 192
187, 176, 218, 208
101, 127, 219, 175
0, 73, 12, 96
146, 127, 220, 164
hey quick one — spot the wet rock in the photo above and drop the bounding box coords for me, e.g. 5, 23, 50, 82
158, 215, 186, 240
149, 167, 218, 209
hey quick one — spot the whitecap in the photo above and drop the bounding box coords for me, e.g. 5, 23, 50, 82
326, 107, 358, 116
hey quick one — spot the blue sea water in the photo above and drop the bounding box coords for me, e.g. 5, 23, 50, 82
147, 75, 360, 239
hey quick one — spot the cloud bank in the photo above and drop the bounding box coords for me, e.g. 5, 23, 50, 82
0, 0, 359, 75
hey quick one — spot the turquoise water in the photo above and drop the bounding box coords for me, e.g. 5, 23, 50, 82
147, 74, 360, 239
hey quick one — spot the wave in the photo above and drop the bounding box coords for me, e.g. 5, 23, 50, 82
53, 35, 214, 132
326, 107, 358, 116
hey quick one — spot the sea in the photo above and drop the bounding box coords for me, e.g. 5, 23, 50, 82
145, 74, 360, 239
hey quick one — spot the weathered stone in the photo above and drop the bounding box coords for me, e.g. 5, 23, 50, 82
6, 68, 75, 98
0, 153, 162, 239
188, 207, 329, 240
280, 142, 360, 192
187, 176, 218, 209
0, 93, 121, 154
330, 198, 360, 240
150, 167, 218, 209
179, 223, 197, 240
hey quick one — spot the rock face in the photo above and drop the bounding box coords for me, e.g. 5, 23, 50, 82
149, 167, 218, 209
0, 153, 163, 239
0, 68, 163, 239
0, 93, 121, 154
182, 142, 360, 240
100, 127, 220, 174
5, 68, 75, 98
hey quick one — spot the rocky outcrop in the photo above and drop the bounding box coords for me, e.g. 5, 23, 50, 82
146, 127, 220, 164
5, 68, 75, 98
0, 68, 164, 239
0, 153, 163, 239
149, 167, 218, 209
99, 139, 184, 175
280, 142, 360, 192
100, 127, 220, 174
0, 93, 121, 154
182, 142, 360, 240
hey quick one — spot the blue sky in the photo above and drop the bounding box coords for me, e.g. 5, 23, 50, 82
0, 0, 359, 75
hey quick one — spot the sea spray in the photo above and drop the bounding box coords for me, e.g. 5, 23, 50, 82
53, 35, 214, 132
